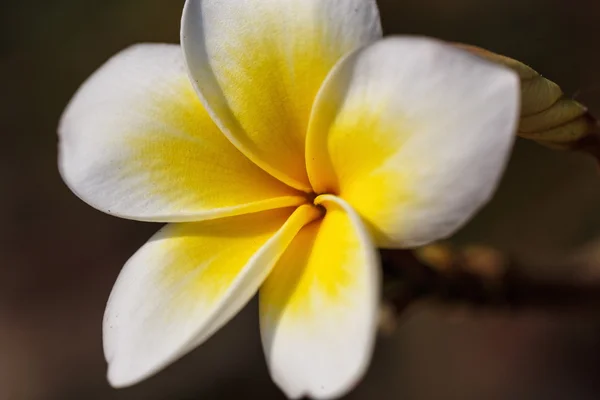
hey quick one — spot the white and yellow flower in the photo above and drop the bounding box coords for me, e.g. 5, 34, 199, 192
58, 0, 520, 398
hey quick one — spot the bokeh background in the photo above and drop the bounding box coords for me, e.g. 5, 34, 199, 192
2, 0, 600, 399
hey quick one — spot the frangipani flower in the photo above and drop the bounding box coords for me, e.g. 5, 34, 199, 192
58, 0, 519, 398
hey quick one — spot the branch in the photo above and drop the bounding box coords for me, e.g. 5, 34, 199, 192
380, 245, 600, 316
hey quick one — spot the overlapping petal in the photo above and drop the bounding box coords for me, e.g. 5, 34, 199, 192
181, 0, 382, 191
306, 37, 520, 248
59, 44, 305, 222
104, 205, 322, 387
260, 196, 379, 399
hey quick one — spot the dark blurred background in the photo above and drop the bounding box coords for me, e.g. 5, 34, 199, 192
2, 0, 600, 399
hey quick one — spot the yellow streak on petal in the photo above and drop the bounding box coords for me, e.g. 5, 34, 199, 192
308, 93, 417, 243
159, 209, 291, 307
341, 172, 416, 242
124, 79, 305, 219
157, 206, 321, 314
332, 105, 410, 193
261, 198, 371, 319
258, 197, 378, 399
213, 22, 337, 187
307, 65, 419, 194
184, 0, 382, 190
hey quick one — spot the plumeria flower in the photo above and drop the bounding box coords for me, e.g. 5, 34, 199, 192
58, 0, 519, 398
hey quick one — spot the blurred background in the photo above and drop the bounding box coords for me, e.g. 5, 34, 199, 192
2, 0, 600, 399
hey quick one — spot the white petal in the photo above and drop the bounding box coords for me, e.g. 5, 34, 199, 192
59, 44, 305, 222
104, 206, 321, 387
181, 0, 382, 191
307, 37, 520, 247
260, 196, 380, 399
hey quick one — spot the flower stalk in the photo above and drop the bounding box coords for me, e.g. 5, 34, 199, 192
382, 246, 600, 317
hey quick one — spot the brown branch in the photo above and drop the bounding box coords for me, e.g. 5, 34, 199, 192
380, 247, 600, 315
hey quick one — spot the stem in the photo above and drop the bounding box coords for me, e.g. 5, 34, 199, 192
380, 248, 600, 315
